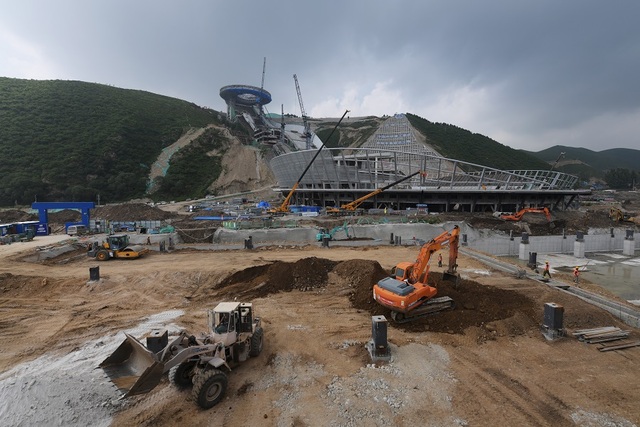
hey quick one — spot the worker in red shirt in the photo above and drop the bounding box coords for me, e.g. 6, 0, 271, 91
542, 261, 551, 279
573, 266, 580, 285
438, 253, 443, 268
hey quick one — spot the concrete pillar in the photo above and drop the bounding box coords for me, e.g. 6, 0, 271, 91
519, 233, 529, 261
574, 231, 585, 258
89, 266, 100, 281
623, 230, 635, 256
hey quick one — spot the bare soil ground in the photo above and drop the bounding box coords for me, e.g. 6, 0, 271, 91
0, 239, 639, 426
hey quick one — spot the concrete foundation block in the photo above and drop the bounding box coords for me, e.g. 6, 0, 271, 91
623, 239, 636, 256
574, 241, 585, 258
519, 243, 530, 261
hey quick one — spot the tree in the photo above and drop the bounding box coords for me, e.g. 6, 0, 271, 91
603, 168, 637, 189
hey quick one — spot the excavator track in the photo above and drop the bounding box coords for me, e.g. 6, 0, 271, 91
390, 296, 455, 323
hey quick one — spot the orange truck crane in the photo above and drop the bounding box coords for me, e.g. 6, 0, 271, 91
326, 170, 423, 215
269, 110, 349, 215
373, 225, 460, 323
500, 207, 551, 222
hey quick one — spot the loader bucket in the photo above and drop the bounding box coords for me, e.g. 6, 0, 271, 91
99, 333, 165, 397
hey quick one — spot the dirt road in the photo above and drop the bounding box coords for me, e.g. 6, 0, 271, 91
0, 241, 638, 426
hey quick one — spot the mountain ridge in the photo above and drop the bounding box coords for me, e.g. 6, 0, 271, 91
1, 77, 638, 206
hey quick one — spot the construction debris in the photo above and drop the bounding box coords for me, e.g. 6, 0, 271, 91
572, 326, 630, 343
572, 326, 639, 352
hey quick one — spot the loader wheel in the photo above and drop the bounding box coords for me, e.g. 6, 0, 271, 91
249, 327, 264, 357
169, 361, 195, 389
192, 369, 227, 409
95, 250, 109, 261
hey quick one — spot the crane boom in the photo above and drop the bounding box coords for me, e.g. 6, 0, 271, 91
270, 109, 350, 214
333, 170, 423, 212
293, 74, 307, 118
293, 74, 312, 149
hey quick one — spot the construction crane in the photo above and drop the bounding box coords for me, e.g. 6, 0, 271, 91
269, 110, 349, 215
293, 74, 312, 149
326, 170, 424, 215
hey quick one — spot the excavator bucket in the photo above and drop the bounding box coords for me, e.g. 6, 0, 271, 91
99, 333, 165, 397
442, 271, 460, 285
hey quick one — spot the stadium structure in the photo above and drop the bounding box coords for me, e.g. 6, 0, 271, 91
220, 85, 587, 213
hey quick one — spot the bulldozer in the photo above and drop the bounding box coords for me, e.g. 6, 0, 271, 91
373, 226, 460, 323
87, 234, 149, 261
99, 302, 264, 409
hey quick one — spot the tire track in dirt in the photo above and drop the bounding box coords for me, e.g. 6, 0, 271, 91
451, 348, 573, 426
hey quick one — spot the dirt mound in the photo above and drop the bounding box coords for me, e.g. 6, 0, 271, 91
92, 203, 178, 221
48, 209, 82, 223
348, 268, 539, 334
0, 210, 36, 222
213, 257, 542, 336
216, 257, 339, 298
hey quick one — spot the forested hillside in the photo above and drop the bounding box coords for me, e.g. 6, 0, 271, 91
406, 114, 551, 170
0, 78, 222, 206
5, 78, 635, 208
526, 146, 640, 187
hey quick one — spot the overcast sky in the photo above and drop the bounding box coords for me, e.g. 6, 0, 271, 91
2, 1, 639, 152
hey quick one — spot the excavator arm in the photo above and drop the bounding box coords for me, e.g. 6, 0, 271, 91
372, 225, 460, 322
500, 207, 551, 222
408, 226, 460, 284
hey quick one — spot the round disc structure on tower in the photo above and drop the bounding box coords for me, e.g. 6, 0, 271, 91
220, 84, 272, 106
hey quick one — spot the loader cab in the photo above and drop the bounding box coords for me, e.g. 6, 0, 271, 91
210, 302, 256, 346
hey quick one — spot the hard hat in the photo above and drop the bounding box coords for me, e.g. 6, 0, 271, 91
545, 261, 549, 264
575, 266, 579, 269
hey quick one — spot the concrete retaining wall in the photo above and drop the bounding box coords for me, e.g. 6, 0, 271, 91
210, 223, 636, 256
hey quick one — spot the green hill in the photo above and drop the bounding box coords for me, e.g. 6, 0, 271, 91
0, 77, 223, 206
405, 114, 551, 170
5, 78, 637, 207
525, 146, 640, 182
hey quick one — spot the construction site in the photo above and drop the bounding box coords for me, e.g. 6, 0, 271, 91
0, 187, 638, 426
0, 78, 639, 426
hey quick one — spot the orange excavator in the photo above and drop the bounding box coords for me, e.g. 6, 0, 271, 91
500, 207, 551, 222
373, 225, 460, 323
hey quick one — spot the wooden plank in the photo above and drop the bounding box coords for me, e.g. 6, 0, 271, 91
599, 341, 640, 352
573, 326, 619, 336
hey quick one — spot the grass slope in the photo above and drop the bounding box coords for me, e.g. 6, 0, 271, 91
0, 77, 221, 206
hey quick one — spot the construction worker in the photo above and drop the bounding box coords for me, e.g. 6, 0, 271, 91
573, 266, 580, 285
542, 261, 551, 279
438, 253, 443, 268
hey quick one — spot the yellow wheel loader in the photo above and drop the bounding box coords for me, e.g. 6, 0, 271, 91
87, 234, 149, 261
99, 302, 263, 409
